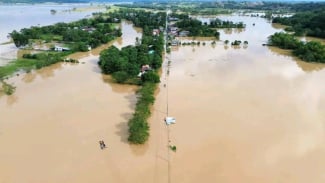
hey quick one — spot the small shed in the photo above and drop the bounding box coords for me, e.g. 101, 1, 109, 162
179, 31, 190, 37
54, 46, 70, 52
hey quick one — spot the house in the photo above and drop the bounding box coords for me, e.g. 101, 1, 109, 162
152, 29, 160, 36
171, 39, 180, 46
170, 27, 178, 31
178, 30, 190, 37
141, 64, 151, 72
168, 26, 178, 36
138, 65, 152, 77
168, 17, 179, 21
81, 27, 96, 33
54, 46, 70, 52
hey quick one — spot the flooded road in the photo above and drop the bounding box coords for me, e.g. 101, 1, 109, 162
162, 15, 325, 183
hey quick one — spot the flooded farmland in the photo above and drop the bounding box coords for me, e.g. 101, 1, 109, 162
1, 12, 325, 183
164, 15, 325, 183
0, 21, 161, 183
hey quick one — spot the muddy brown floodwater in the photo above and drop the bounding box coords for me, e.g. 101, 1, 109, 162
162, 15, 325, 183
1, 15, 325, 183
0, 21, 166, 183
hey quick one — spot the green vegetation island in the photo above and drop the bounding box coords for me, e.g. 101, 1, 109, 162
1, 0, 325, 143
268, 3, 325, 62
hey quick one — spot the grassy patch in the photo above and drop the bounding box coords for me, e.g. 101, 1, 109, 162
40, 34, 63, 42
0, 59, 37, 79
0, 51, 70, 79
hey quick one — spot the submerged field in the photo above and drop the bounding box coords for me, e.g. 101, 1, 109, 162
1, 9, 325, 183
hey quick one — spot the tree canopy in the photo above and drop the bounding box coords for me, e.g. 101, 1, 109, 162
272, 8, 325, 38
269, 32, 325, 63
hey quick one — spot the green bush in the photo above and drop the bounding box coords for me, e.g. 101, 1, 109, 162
128, 115, 149, 144
293, 41, 325, 62
268, 32, 300, 49
112, 71, 129, 83
141, 71, 160, 83
269, 32, 325, 63
169, 145, 177, 152
128, 83, 156, 144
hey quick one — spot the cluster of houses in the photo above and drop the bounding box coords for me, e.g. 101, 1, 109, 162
166, 16, 191, 46
151, 16, 190, 39
167, 16, 190, 37
167, 26, 190, 38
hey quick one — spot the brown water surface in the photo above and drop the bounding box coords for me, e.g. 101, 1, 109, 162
0, 21, 168, 183
1, 14, 325, 183
161, 15, 325, 183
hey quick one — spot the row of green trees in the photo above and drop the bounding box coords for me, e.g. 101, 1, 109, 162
209, 18, 245, 28
175, 18, 220, 38
25, 52, 72, 69
98, 10, 165, 144
174, 16, 244, 38
269, 32, 325, 62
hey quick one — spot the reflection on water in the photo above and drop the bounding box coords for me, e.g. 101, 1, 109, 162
268, 46, 325, 72
295, 61, 325, 72
5, 94, 18, 106
234, 28, 245, 33
272, 23, 288, 30
223, 28, 232, 34
37, 62, 64, 79
300, 36, 325, 45
22, 72, 37, 83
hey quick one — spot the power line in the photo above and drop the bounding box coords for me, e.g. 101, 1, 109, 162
164, 5, 171, 183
